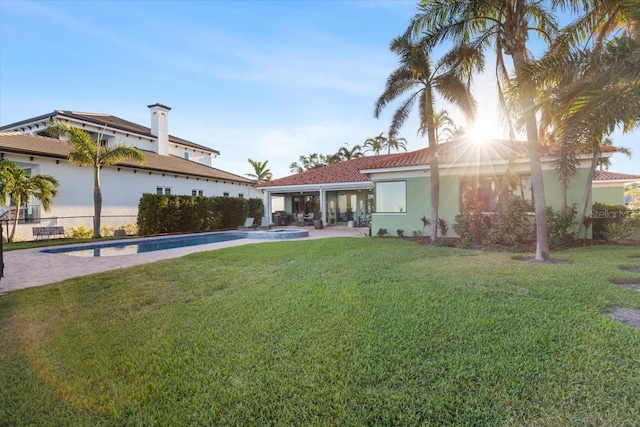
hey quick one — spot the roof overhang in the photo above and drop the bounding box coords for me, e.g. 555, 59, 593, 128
261, 181, 373, 194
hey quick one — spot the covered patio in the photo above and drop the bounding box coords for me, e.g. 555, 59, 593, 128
257, 155, 395, 227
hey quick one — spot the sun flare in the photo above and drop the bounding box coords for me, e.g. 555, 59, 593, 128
465, 122, 494, 145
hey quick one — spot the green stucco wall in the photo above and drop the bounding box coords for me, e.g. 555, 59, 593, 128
592, 186, 624, 205
371, 166, 594, 238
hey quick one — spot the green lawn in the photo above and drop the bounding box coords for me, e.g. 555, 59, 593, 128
1, 238, 639, 425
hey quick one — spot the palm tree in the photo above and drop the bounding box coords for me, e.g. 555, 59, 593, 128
363, 133, 386, 155
337, 143, 364, 161
47, 122, 145, 238
407, 0, 565, 259
374, 36, 478, 241
246, 159, 272, 183
534, 0, 638, 232
421, 109, 460, 144
0, 160, 59, 242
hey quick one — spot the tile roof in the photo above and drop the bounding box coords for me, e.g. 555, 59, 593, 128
0, 132, 253, 184
0, 110, 220, 155
258, 154, 400, 188
593, 170, 640, 181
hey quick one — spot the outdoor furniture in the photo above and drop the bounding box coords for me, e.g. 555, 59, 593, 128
238, 218, 256, 230
257, 217, 272, 230
32, 226, 65, 240
295, 213, 305, 226
304, 213, 314, 225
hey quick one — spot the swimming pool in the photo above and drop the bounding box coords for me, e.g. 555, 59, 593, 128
41, 229, 309, 257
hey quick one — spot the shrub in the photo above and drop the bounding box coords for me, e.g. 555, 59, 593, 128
100, 226, 115, 237
412, 230, 422, 238
546, 205, 577, 248
591, 202, 631, 239
396, 229, 404, 237
377, 228, 388, 237
488, 197, 534, 245
453, 201, 492, 246
68, 226, 93, 239
437, 218, 448, 237
604, 219, 634, 241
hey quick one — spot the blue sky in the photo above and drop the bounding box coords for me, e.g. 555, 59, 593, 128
1, 0, 637, 179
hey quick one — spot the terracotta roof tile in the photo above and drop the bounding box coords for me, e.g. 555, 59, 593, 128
594, 170, 640, 181
258, 154, 400, 187
0, 132, 252, 184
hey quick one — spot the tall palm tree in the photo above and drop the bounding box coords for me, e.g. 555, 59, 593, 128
374, 36, 478, 241
407, 0, 569, 260
337, 143, 364, 161
534, 0, 638, 232
0, 160, 59, 242
47, 122, 145, 238
246, 159, 272, 183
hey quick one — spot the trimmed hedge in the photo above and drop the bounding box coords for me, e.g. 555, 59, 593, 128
137, 193, 263, 235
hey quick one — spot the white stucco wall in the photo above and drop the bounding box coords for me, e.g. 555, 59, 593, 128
2, 152, 261, 241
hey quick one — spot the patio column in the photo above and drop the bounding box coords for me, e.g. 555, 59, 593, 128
263, 190, 272, 222
319, 187, 326, 226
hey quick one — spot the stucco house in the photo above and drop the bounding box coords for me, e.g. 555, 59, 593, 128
259, 138, 616, 237
592, 171, 640, 205
0, 104, 261, 240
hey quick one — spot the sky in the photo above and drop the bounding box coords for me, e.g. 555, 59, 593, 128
0, 0, 638, 179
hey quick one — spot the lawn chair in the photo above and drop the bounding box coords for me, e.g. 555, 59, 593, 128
238, 218, 256, 230
257, 217, 272, 230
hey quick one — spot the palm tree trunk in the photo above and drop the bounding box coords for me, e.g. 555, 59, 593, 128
513, 53, 550, 261
576, 147, 599, 238
93, 166, 102, 238
425, 89, 439, 241
9, 197, 21, 243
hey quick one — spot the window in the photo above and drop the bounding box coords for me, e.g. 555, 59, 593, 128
156, 187, 171, 195
375, 181, 406, 213
223, 192, 230, 197
192, 189, 203, 196
184, 152, 189, 160
460, 175, 532, 212
238, 193, 244, 199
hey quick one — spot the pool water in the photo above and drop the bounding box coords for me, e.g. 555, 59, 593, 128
42, 232, 247, 257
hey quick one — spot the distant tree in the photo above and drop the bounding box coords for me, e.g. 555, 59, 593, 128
47, 122, 145, 238
363, 133, 386, 155
246, 159, 272, 182
337, 143, 364, 161
0, 160, 59, 242
363, 133, 408, 155
289, 153, 333, 173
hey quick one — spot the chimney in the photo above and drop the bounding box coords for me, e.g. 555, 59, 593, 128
148, 103, 171, 155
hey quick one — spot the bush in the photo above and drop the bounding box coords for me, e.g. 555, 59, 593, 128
487, 197, 534, 246
437, 218, 448, 237
604, 220, 634, 241
546, 205, 577, 249
591, 202, 631, 239
453, 201, 492, 246
68, 226, 93, 239
377, 228, 388, 237
396, 229, 404, 237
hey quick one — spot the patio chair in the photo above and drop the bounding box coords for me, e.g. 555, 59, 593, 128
257, 217, 272, 230
295, 213, 305, 226
304, 212, 314, 225
238, 217, 256, 230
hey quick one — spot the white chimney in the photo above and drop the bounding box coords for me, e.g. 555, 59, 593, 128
148, 103, 171, 155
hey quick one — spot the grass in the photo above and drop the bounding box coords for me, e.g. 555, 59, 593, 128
1, 238, 640, 425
